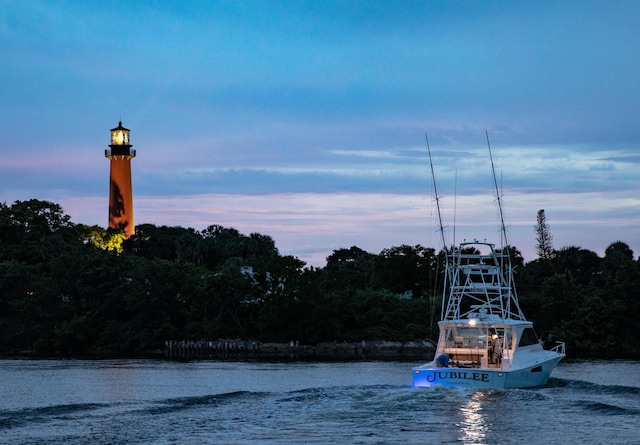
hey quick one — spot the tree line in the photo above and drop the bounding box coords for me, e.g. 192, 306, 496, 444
1, 200, 638, 358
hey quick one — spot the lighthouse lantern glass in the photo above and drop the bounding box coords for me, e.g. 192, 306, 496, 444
111, 129, 129, 145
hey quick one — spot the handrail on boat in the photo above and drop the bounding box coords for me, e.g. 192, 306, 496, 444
551, 341, 566, 355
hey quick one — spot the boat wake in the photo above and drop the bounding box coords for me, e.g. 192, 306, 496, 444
551, 378, 640, 395
2, 379, 639, 445
0, 403, 109, 429
578, 401, 640, 416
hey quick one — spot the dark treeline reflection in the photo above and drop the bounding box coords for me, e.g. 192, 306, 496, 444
1, 199, 638, 358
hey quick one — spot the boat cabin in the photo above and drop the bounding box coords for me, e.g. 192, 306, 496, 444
435, 319, 541, 370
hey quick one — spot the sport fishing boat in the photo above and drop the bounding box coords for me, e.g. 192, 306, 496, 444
412, 135, 565, 389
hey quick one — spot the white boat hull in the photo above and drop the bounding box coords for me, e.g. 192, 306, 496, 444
412, 356, 563, 389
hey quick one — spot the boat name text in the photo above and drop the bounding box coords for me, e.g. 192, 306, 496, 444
426, 371, 490, 383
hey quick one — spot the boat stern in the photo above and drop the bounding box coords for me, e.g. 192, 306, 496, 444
412, 364, 505, 388
412, 353, 564, 389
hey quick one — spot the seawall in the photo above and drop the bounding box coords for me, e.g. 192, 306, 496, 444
164, 339, 436, 361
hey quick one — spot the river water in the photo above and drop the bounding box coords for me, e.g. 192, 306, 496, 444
0, 358, 638, 444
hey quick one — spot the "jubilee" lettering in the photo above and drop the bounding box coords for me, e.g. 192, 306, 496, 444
425, 371, 490, 383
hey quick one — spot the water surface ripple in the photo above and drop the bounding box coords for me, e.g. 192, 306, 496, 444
1, 359, 638, 444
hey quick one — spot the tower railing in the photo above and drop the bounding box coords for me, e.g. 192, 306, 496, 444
105, 148, 136, 157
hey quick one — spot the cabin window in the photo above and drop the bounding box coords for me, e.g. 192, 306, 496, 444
444, 326, 515, 350
519, 328, 539, 347
446, 327, 488, 349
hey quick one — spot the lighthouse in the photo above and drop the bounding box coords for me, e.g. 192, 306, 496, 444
105, 121, 136, 238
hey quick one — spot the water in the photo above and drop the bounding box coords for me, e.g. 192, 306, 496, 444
1, 358, 639, 444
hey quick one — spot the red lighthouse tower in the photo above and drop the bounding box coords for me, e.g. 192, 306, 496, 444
105, 121, 136, 238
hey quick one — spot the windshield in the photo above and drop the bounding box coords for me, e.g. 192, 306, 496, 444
445, 326, 512, 350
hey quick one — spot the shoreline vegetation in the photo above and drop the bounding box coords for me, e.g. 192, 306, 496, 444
2, 199, 640, 360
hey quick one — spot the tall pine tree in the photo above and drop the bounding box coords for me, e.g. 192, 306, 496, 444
534, 209, 554, 259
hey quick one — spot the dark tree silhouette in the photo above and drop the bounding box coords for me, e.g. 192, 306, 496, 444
535, 209, 554, 259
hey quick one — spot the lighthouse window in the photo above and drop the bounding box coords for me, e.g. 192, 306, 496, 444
111, 131, 129, 145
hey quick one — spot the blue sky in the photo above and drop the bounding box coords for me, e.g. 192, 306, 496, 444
2, 0, 640, 266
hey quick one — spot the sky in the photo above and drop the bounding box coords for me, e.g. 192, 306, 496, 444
2, 0, 640, 267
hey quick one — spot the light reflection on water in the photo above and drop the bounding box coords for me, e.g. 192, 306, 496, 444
459, 391, 488, 445
100, 361, 137, 402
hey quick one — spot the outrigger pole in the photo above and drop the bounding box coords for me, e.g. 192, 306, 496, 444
486, 131, 509, 250
426, 133, 453, 323
486, 131, 520, 315
426, 133, 447, 250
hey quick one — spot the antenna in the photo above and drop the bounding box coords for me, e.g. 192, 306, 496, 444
426, 133, 447, 249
